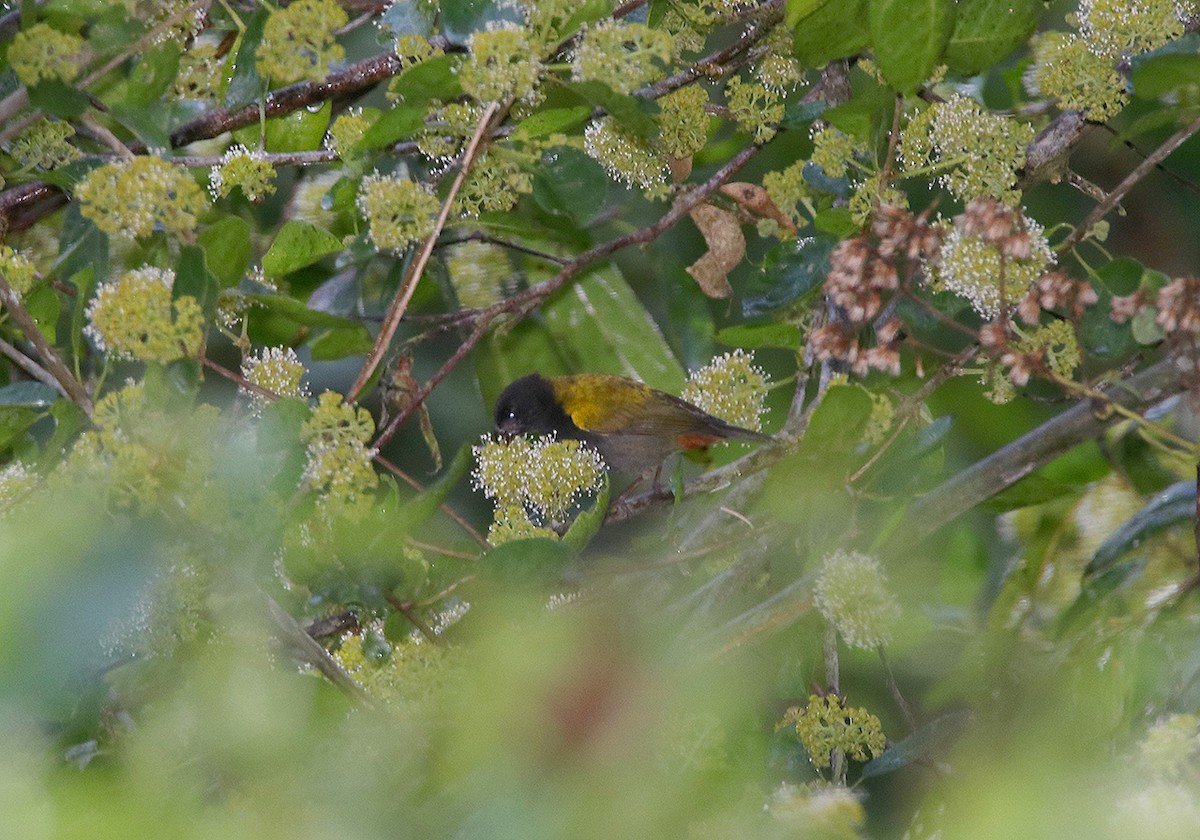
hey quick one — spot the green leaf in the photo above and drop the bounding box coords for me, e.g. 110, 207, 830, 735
199, 216, 252, 288
125, 42, 180, 107
223, 10, 268, 109
813, 207, 859, 237
308, 326, 374, 361
440, 0, 511, 42
862, 710, 973, 779
1086, 480, 1197, 576
560, 0, 613, 38
1131, 306, 1165, 345
822, 84, 894, 142
235, 99, 332, 153
541, 266, 687, 393
791, 0, 870, 67
780, 99, 827, 129
868, 0, 956, 93
513, 106, 593, 141
479, 537, 577, 589
174, 246, 219, 324
1079, 292, 1136, 360
68, 266, 96, 368
943, 0, 1039, 76
106, 102, 175, 149
395, 445, 473, 532
797, 384, 874, 458
714, 323, 803, 350
247, 294, 365, 330
786, 0, 830, 28
23, 285, 60, 344
0, 406, 41, 452
743, 234, 836, 317
387, 53, 464, 105
42, 400, 87, 467
984, 474, 1079, 512
562, 473, 609, 552
1131, 37, 1200, 100
356, 104, 426, 151
1096, 257, 1143, 296
262, 221, 344, 277
28, 79, 90, 118
532, 146, 608, 226
559, 79, 660, 141
0, 382, 61, 408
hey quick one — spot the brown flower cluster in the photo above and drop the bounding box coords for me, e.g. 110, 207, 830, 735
1017, 270, 1099, 325
812, 205, 942, 377
1112, 276, 1200, 337
959, 199, 1035, 260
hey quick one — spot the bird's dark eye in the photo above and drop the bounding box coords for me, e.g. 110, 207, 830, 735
506, 410, 517, 421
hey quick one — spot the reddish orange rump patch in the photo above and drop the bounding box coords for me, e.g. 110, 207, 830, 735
677, 433, 721, 450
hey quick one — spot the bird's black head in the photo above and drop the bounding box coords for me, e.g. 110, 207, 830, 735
494, 374, 580, 440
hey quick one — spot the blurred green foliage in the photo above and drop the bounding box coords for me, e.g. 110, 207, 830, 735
0, 0, 1199, 837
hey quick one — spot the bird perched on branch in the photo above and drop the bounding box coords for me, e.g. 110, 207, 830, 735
494, 372, 773, 474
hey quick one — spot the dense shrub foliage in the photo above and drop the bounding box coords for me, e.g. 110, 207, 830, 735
1, 0, 1199, 837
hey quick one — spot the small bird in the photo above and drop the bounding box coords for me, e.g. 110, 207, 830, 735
494, 372, 773, 474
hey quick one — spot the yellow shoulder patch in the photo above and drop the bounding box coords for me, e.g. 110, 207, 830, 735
553, 374, 652, 433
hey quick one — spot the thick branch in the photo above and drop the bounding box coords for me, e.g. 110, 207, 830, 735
894, 356, 1186, 551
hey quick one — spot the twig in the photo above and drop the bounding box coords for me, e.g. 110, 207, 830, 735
348, 101, 501, 402
384, 591, 444, 646
1061, 109, 1200, 249
0, 271, 93, 415
0, 336, 70, 397
371, 141, 764, 453
266, 596, 375, 709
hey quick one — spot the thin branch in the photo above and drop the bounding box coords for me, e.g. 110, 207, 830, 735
0, 336, 70, 396
1062, 108, 1200, 249
371, 141, 764, 453
0, 271, 93, 415
348, 101, 501, 402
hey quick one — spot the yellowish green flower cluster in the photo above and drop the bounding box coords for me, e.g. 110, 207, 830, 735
500, 0, 576, 46
240, 346, 310, 411
769, 783, 866, 836
459, 23, 543, 105
357, 172, 440, 251
417, 102, 486, 162
76, 156, 208, 239
584, 117, 669, 197
931, 211, 1054, 318
658, 84, 710, 160
325, 108, 373, 160
256, 0, 348, 85
681, 349, 770, 433
472, 434, 606, 536
332, 625, 451, 710
810, 126, 864, 180
0, 246, 38, 296
300, 390, 379, 516
454, 152, 532, 217
725, 76, 783, 144
57, 381, 221, 513
172, 41, 222, 103
1016, 319, 1081, 382
781, 694, 886, 769
1028, 1, 1190, 120
10, 119, 80, 170
0, 462, 39, 515
763, 159, 815, 227
444, 241, 511, 308
1075, 0, 1188, 60
898, 96, 1035, 204
1138, 713, 1200, 782
84, 267, 205, 362
209, 145, 277, 203
8, 23, 84, 86
574, 21, 675, 95
395, 33, 441, 68
754, 25, 805, 94
813, 550, 901, 650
